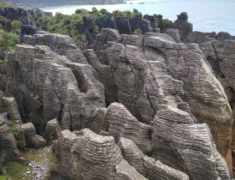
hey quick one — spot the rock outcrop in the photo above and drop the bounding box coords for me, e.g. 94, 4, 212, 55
0, 7, 49, 31
2, 29, 233, 179
56, 128, 146, 180
119, 137, 189, 180
6, 32, 105, 133
195, 38, 235, 172
172, 12, 193, 40
0, 115, 20, 161
22, 122, 46, 148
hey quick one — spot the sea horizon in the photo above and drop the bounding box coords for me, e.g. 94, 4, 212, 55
41, 0, 235, 35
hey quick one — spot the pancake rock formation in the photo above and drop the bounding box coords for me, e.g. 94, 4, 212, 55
1, 27, 234, 180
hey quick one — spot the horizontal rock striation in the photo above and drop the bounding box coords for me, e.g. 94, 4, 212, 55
6, 32, 105, 132
188, 36, 235, 172
56, 128, 146, 180
102, 29, 231, 179
22, 122, 46, 148
107, 102, 152, 152
152, 117, 229, 179
119, 137, 189, 180
0, 115, 20, 161
2, 28, 234, 179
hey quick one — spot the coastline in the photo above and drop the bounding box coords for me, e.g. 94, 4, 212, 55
40, 1, 235, 35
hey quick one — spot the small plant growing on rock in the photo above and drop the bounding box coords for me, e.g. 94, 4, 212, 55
134, 28, 142, 35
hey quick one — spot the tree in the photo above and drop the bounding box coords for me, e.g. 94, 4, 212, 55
0, 30, 20, 59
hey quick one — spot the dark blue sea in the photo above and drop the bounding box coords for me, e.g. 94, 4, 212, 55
42, 0, 235, 35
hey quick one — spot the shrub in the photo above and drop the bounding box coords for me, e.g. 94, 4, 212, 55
0, 29, 20, 57
11, 20, 22, 34
134, 28, 142, 35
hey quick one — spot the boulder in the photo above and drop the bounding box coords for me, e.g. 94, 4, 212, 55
56, 129, 145, 179
0, 115, 20, 161
43, 118, 61, 143
1, 96, 25, 149
22, 122, 46, 148
2, 97, 22, 122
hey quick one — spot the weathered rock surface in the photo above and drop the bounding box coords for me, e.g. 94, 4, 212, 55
196, 39, 235, 172
56, 128, 146, 180
119, 137, 189, 180
107, 103, 152, 152
22, 122, 46, 148
43, 118, 61, 143
6, 32, 105, 133
102, 29, 231, 178
1, 96, 25, 149
2, 97, 22, 122
3, 29, 233, 179
0, 7, 50, 32
0, 115, 20, 162
172, 12, 193, 40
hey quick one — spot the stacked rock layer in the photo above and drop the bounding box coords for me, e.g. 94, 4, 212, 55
2, 29, 234, 179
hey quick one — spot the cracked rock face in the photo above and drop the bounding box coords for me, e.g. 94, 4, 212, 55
6, 32, 105, 132
4, 29, 233, 179
197, 39, 235, 172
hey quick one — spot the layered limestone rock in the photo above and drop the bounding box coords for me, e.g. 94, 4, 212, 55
172, 12, 193, 40
102, 29, 231, 178
107, 103, 152, 152
6, 32, 105, 132
2, 97, 22, 122
152, 116, 229, 179
43, 118, 61, 143
3, 30, 233, 179
0, 115, 20, 162
197, 39, 235, 172
143, 35, 232, 168
119, 137, 189, 180
22, 122, 46, 148
56, 128, 146, 180
1, 96, 25, 149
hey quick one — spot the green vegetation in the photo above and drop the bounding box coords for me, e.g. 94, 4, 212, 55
39, 8, 102, 42
160, 19, 173, 30
23, 147, 57, 164
3, 147, 57, 180
134, 28, 142, 35
0, 176, 8, 180
113, 9, 141, 18
0, 29, 20, 62
39, 8, 172, 42
5, 162, 30, 180
11, 20, 22, 34
10, 125, 18, 136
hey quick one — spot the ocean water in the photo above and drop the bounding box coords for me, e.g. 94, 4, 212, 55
42, 0, 235, 35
